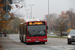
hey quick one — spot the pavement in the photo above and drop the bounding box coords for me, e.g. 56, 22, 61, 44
8, 34, 75, 49
0, 34, 8, 50
0, 39, 3, 50
0, 34, 75, 50
0, 36, 32, 50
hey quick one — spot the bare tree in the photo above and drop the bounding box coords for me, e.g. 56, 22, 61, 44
44, 13, 58, 32
66, 8, 74, 29
55, 11, 69, 37
10, 0, 26, 17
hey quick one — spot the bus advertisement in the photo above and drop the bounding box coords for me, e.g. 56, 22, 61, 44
19, 20, 48, 44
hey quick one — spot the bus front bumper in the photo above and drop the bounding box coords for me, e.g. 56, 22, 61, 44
26, 38, 47, 43
27, 40, 47, 43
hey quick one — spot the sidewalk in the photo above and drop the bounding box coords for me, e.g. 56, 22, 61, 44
0, 36, 32, 50
0, 41, 3, 50
0, 34, 11, 50
0, 35, 7, 50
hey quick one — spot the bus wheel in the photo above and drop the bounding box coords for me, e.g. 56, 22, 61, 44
21, 39, 23, 42
21, 40, 22, 42
25, 37, 26, 43
25, 41, 28, 44
25, 38, 28, 44
21, 37, 23, 42
43, 42, 45, 44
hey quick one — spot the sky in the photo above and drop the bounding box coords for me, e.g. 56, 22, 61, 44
11, 0, 75, 20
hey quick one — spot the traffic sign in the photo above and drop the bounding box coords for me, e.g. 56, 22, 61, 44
2, 0, 12, 4
8, 0, 12, 4
3, 4, 11, 12
3, 13, 11, 20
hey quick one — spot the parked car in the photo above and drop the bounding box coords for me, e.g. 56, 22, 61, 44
62, 32, 68, 36
67, 30, 75, 44
50, 32, 54, 35
57, 32, 68, 36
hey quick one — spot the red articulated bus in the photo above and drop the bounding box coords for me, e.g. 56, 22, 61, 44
19, 19, 48, 44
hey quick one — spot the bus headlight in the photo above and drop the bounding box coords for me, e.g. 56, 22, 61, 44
27, 39, 31, 41
43, 38, 47, 40
68, 35, 71, 38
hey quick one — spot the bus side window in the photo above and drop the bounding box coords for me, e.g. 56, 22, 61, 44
25, 24, 27, 36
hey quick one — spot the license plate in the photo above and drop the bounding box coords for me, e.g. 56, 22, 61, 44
35, 41, 40, 42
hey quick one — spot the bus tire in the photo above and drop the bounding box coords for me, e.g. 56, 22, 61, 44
25, 37, 28, 44
20, 36, 21, 40
21, 39, 23, 42
25, 37, 26, 43
21, 37, 23, 42
21, 40, 22, 42
68, 41, 71, 44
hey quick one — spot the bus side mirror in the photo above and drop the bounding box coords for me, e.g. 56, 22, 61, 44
47, 26, 48, 29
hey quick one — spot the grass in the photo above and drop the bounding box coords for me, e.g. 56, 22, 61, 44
47, 36, 67, 38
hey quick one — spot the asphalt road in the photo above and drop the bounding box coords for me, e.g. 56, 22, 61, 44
0, 34, 75, 50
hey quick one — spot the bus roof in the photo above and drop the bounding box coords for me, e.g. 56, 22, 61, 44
20, 19, 46, 25
25, 19, 40, 22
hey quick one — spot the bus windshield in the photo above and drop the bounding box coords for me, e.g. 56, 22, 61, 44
28, 25, 46, 37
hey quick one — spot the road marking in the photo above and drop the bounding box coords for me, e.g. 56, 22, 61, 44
32, 48, 35, 50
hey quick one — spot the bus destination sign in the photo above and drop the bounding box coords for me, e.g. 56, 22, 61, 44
28, 22, 45, 25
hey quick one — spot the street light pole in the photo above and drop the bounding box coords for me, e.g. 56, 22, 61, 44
29, 4, 34, 19
48, 0, 50, 34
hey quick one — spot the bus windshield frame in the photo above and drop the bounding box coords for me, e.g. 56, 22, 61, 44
27, 22, 46, 37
